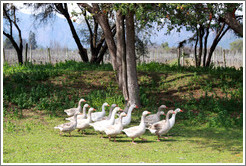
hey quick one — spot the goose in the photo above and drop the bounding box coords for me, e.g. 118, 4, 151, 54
64, 98, 86, 116
104, 112, 127, 142
148, 110, 175, 141
76, 107, 96, 134
169, 108, 183, 129
145, 105, 167, 126
115, 104, 138, 127
122, 111, 151, 144
101, 104, 117, 120
65, 104, 90, 121
91, 102, 109, 122
54, 112, 79, 136
90, 107, 123, 138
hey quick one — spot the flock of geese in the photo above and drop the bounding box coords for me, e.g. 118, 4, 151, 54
54, 98, 183, 144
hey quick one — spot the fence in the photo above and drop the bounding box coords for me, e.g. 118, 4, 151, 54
3, 47, 243, 69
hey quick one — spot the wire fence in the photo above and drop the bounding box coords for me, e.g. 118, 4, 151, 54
3, 47, 243, 69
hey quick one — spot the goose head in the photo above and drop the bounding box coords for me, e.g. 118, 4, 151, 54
83, 104, 90, 108
79, 98, 86, 103
175, 108, 183, 113
160, 111, 165, 116
120, 112, 127, 117
159, 105, 167, 109
88, 107, 96, 113
131, 104, 139, 109
111, 104, 118, 109
143, 111, 151, 116
103, 102, 110, 107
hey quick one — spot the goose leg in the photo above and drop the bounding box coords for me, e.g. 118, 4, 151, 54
69, 132, 71, 137
108, 136, 111, 141
114, 136, 116, 142
139, 137, 147, 141
132, 138, 137, 144
157, 135, 161, 141
59, 131, 62, 136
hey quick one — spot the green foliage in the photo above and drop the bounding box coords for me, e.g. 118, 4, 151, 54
230, 39, 243, 52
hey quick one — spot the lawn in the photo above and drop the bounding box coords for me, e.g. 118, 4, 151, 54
2, 61, 244, 163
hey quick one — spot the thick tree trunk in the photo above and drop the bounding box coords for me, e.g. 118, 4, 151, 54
125, 10, 140, 106
96, 14, 117, 70
221, 12, 243, 37
203, 20, 211, 67
116, 11, 128, 100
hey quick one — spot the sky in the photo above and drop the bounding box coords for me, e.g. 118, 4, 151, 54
3, 2, 243, 50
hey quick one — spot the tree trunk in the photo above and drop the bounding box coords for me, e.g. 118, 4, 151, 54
96, 14, 117, 70
197, 25, 204, 67
221, 11, 243, 37
203, 21, 211, 67
55, 4, 88, 62
194, 31, 198, 67
177, 47, 181, 67
125, 10, 140, 106
206, 23, 230, 67
116, 11, 128, 100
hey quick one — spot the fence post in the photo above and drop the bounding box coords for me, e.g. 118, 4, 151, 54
223, 49, 226, 67
48, 48, 51, 64
25, 43, 28, 65
29, 44, 32, 63
3, 48, 6, 62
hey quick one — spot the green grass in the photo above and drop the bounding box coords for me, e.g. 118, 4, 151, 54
3, 61, 243, 163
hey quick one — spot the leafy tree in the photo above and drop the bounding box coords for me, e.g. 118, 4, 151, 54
3, 3, 24, 65
78, 3, 141, 106
3, 37, 14, 49
28, 31, 38, 49
230, 39, 243, 52
161, 42, 169, 50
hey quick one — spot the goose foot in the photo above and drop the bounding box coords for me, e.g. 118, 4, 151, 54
114, 136, 117, 142
157, 139, 161, 142
132, 138, 137, 144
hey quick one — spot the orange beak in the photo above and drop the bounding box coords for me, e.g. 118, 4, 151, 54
84, 100, 86, 102
88, 105, 90, 108
107, 104, 110, 106
136, 106, 139, 108
119, 108, 123, 111
180, 110, 183, 112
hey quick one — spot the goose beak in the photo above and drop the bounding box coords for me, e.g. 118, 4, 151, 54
107, 104, 110, 106
172, 112, 176, 114
116, 105, 118, 107
84, 100, 86, 102
136, 106, 139, 108
93, 108, 96, 111
180, 110, 183, 112
119, 108, 123, 111
147, 111, 151, 114
88, 105, 90, 108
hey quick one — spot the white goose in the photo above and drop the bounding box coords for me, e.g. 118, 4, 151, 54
104, 112, 127, 142
115, 104, 138, 127
64, 98, 86, 116
122, 111, 151, 144
76, 107, 96, 134
54, 112, 79, 136
65, 104, 90, 121
91, 102, 109, 122
90, 107, 123, 137
145, 105, 167, 126
148, 110, 175, 141
101, 104, 117, 120
169, 108, 183, 129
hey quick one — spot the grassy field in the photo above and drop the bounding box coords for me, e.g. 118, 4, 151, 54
3, 61, 244, 163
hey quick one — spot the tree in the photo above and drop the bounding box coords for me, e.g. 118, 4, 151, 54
157, 3, 241, 67
78, 3, 141, 106
3, 37, 14, 49
28, 31, 38, 49
230, 39, 243, 52
28, 3, 89, 62
3, 3, 24, 65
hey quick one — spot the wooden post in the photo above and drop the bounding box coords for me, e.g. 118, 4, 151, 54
29, 44, 32, 63
25, 43, 28, 65
3, 48, 6, 62
223, 49, 226, 68
48, 48, 51, 64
